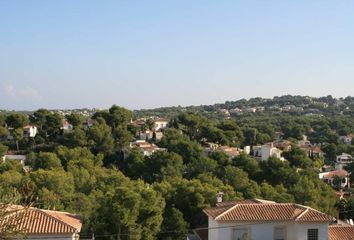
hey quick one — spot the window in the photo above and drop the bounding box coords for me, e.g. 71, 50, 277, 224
274, 226, 286, 240
233, 228, 249, 240
307, 229, 318, 240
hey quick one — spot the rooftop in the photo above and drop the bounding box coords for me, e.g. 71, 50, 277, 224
203, 199, 334, 223
0, 205, 82, 234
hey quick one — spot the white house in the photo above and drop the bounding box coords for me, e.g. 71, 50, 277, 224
319, 170, 350, 189
155, 131, 164, 140
335, 153, 353, 170
253, 143, 284, 161
2, 154, 27, 165
154, 118, 168, 131
139, 130, 154, 140
23, 125, 37, 138
62, 120, 74, 132
203, 198, 334, 240
130, 140, 165, 156
339, 135, 353, 145
0, 205, 82, 240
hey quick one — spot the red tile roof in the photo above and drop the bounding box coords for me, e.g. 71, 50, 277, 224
0, 205, 82, 234
328, 225, 354, 240
204, 199, 333, 223
323, 170, 350, 178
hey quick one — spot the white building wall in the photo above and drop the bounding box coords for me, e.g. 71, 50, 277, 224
25, 233, 77, 240
208, 218, 219, 240
294, 223, 328, 240
208, 220, 328, 240
261, 146, 271, 161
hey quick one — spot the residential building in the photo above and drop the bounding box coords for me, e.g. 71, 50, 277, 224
154, 131, 163, 140
62, 120, 74, 132
273, 140, 292, 151
253, 143, 284, 161
328, 224, 354, 240
298, 135, 311, 148
309, 146, 324, 159
319, 170, 351, 189
339, 136, 353, 144
139, 130, 154, 140
130, 140, 165, 156
0, 205, 83, 240
218, 146, 240, 159
335, 153, 353, 170
22, 125, 37, 138
154, 118, 168, 131
2, 154, 26, 165
203, 198, 334, 240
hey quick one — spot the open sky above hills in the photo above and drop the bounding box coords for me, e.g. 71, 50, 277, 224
1, 0, 354, 110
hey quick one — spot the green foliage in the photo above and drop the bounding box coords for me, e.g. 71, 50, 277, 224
283, 145, 312, 168
66, 113, 85, 126
1, 101, 350, 235
5, 113, 29, 129
87, 119, 115, 154
32, 152, 63, 170
0, 144, 8, 158
63, 126, 88, 147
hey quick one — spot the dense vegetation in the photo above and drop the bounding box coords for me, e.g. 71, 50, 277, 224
1, 95, 354, 239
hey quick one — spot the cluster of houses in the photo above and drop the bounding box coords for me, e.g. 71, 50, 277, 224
319, 153, 352, 192
129, 117, 169, 156
50, 108, 98, 118
201, 134, 353, 195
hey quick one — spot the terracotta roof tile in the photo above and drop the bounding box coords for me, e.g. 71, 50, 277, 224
204, 199, 333, 223
328, 225, 354, 240
323, 170, 350, 178
0, 206, 82, 234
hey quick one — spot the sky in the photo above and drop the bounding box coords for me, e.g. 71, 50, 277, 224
1, 0, 354, 110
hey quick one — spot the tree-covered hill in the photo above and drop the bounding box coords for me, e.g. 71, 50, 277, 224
1, 96, 354, 239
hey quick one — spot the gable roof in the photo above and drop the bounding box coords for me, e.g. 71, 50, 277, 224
203, 199, 333, 223
328, 225, 354, 240
0, 205, 82, 234
323, 170, 350, 178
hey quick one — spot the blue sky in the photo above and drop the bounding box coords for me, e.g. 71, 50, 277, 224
1, 0, 354, 110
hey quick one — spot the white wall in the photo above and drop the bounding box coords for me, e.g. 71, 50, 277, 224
208, 220, 328, 240
25, 233, 77, 240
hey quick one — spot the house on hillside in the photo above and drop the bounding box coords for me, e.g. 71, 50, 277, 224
339, 135, 354, 145
62, 120, 74, 132
0, 205, 83, 239
130, 140, 165, 156
139, 130, 154, 140
2, 154, 26, 165
298, 135, 311, 148
335, 153, 353, 170
154, 118, 168, 131
218, 146, 240, 159
22, 125, 37, 138
252, 143, 284, 161
203, 198, 334, 240
319, 170, 351, 189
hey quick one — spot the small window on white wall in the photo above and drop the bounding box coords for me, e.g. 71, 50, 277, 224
307, 229, 318, 240
274, 226, 286, 240
233, 228, 249, 240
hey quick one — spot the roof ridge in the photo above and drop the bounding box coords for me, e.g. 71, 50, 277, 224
294, 207, 309, 220
215, 204, 239, 220
35, 208, 78, 232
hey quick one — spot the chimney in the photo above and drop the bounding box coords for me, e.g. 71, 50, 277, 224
216, 192, 224, 203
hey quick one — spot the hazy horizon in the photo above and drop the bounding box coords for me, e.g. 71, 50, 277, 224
1, 1, 354, 110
